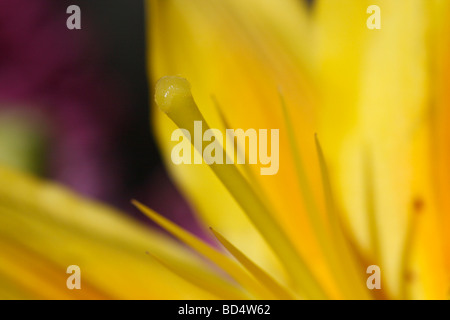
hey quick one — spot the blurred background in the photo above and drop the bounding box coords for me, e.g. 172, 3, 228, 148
0, 0, 207, 235
0, 0, 314, 236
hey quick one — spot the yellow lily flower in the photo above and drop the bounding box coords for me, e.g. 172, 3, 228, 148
1, 0, 449, 300
148, 0, 450, 299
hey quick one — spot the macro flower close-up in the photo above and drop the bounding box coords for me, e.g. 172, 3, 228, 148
1, 0, 450, 302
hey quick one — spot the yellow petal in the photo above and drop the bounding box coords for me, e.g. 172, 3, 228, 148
0, 164, 233, 299
429, 0, 450, 296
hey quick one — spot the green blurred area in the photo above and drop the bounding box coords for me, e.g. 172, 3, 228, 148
0, 111, 48, 175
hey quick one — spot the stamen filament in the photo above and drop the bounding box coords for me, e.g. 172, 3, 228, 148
145, 251, 250, 300
280, 91, 366, 298
315, 135, 371, 299
210, 227, 297, 300
132, 200, 275, 299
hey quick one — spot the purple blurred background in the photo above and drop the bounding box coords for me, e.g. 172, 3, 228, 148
0, 0, 207, 237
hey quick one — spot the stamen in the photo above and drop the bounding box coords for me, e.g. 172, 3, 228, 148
279, 92, 348, 298
210, 227, 297, 300
278, 92, 331, 259
211, 95, 269, 211
315, 135, 370, 299
144, 251, 250, 300
132, 200, 273, 299
211, 96, 246, 170
154, 76, 326, 299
